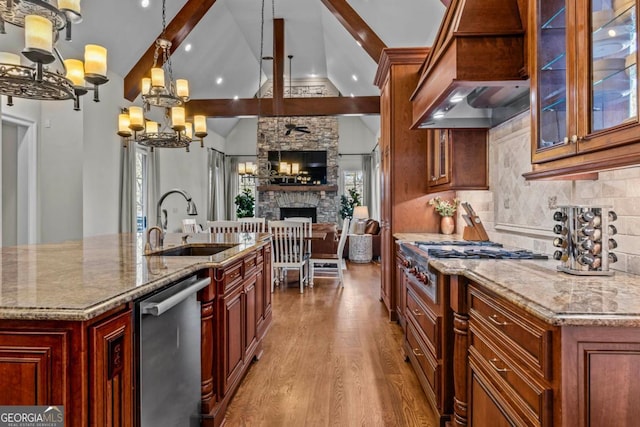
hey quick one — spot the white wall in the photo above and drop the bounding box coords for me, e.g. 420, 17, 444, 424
338, 117, 377, 153
225, 118, 258, 155
2, 122, 18, 246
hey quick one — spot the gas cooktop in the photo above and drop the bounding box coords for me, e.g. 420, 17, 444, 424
427, 248, 548, 260
415, 240, 503, 248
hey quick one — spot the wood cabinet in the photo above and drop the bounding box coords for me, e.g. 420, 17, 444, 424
0, 306, 133, 427
374, 47, 441, 321
427, 129, 488, 193
526, 0, 640, 179
403, 268, 453, 425
395, 245, 408, 328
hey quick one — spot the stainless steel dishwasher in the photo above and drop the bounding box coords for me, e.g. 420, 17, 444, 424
135, 274, 210, 427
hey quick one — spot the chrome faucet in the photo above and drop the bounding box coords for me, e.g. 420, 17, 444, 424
145, 226, 164, 254
156, 188, 198, 230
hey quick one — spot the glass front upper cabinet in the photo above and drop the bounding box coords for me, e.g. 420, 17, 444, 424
537, 0, 569, 151
590, 0, 637, 133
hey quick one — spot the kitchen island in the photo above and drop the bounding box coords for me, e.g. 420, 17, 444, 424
395, 232, 640, 427
0, 232, 273, 427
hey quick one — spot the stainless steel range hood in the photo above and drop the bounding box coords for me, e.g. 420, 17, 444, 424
411, 0, 529, 129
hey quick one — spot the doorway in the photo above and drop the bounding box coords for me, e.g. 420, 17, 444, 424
1, 114, 37, 246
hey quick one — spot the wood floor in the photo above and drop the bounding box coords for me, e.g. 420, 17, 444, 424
224, 261, 438, 426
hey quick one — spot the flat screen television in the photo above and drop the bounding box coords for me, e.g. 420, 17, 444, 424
268, 150, 327, 185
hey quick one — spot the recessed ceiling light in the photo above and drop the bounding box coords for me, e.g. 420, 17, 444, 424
350, 93, 355, 97
352, 74, 358, 81
233, 95, 239, 100
141, 0, 150, 7
216, 77, 223, 85
310, 73, 317, 78
184, 43, 192, 52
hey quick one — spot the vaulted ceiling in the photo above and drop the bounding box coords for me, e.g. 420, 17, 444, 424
6, 0, 447, 137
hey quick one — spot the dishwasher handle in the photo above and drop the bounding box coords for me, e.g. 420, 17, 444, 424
141, 277, 211, 317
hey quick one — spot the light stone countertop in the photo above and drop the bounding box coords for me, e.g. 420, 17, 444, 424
395, 232, 640, 327
0, 232, 270, 321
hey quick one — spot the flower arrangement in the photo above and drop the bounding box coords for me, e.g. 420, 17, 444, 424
428, 197, 460, 217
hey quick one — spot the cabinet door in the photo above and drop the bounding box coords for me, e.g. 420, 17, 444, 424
244, 275, 258, 360
395, 253, 407, 328
428, 129, 450, 187
469, 360, 516, 427
576, 0, 639, 152
531, 0, 578, 163
88, 309, 133, 427
221, 285, 244, 396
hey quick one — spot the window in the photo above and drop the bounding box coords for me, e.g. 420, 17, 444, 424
136, 148, 148, 231
343, 170, 364, 199
238, 175, 257, 199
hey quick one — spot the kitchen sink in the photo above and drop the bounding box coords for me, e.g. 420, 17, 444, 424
148, 244, 238, 256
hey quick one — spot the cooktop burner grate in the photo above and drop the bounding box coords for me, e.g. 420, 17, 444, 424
415, 240, 503, 248
427, 248, 548, 260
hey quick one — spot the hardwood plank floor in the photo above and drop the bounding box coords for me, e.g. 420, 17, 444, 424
224, 261, 438, 426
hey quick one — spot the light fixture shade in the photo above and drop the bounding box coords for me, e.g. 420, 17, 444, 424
84, 44, 107, 76
279, 161, 289, 174
176, 79, 189, 98
59, 0, 81, 14
128, 106, 144, 131
151, 67, 165, 88
353, 206, 369, 219
117, 113, 132, 137
64, 59, 85, 86
145, 120, 158, 134
25, 15, 53, 53
184, 122, 193, 139
194, 115, 207, 137
238, 163, 246, 174
141, 77, 151, 95
0, 52, 21, 66
171, 106, 186, 130
291, 163, 300, 174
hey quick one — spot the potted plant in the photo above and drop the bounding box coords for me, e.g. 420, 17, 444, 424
428, 196, 460, 234
339, 188, 362, 220
235, 188, 255, 218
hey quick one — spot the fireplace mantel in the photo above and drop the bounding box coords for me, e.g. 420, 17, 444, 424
257, 185, 338, 192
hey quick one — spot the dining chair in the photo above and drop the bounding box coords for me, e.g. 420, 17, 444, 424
239, 217, 266, 233
310, 218, 350, 287
206, 220, 241, 233
268, 220, 307, 293
284, 217, 312, 285
182, 218, 200, 233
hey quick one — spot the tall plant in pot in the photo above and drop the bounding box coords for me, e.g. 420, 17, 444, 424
339, 188, 362, 220
235, 188, 255, 218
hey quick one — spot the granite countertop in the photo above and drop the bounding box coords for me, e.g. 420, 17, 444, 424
0, 232, 270, 321
395, 232, 640, 327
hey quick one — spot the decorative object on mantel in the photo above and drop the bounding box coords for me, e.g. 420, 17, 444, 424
428, 196, 459, 235
116, 0, 207, 151
0, 0, 109, 110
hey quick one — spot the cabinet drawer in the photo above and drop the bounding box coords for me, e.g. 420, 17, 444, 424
469, 286, 552, 379
470, 327, 552, 426
406, 286, 441, 358
223, 261, 243, 290
406, 321, 440, 398
243, 253, 258, 276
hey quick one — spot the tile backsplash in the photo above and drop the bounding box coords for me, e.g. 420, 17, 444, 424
456, 111, 640, 275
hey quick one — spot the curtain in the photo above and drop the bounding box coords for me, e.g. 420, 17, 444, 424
207, 149, 226, 220
146, 149, 161, 228
225, 156, 239, 219
118, 142, 136, 233
362, 154, 373, 216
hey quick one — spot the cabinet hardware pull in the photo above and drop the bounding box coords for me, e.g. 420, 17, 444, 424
570, 134, 578, 144
412, 308, 423, 316
489, 358, 509, 373
488, 314, 509, 326
412, 348, 424, 357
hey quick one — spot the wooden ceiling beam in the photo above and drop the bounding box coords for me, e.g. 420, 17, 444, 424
123, 0, 217, 102
320, 0, 387, 63
186, 96, 380, 118
273, 19, 285, 114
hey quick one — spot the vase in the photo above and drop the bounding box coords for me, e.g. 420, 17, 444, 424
440, 216, 455, 235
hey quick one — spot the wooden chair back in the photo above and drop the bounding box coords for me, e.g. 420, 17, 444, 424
239, 217, 266, 233
207, 220, 241, 234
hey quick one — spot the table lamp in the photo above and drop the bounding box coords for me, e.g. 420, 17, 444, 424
352, 205, 369, 234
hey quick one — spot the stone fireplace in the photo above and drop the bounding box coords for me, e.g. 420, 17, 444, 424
280, 207, 317, 222
255, 79, 340, 223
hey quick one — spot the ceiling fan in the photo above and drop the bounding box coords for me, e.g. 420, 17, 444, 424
285, 55, 310, 136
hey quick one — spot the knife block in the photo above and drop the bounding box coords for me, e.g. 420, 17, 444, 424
462, 216, 490, 241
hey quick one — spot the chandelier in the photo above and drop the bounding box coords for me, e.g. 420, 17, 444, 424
116, 0, 207, 151
0, 0, 109, 110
